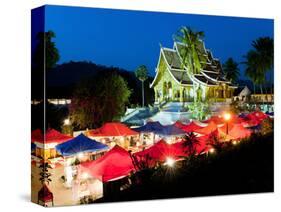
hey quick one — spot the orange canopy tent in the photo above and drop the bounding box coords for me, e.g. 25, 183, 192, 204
31, 129, 72, 144
79, 145, 135, 182
88, 122, 139, 137
194, 121, 218, 135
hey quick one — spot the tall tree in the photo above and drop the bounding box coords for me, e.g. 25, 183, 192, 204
174, 27, 206, 103
135, 65, 148, 107
243, 50, 265, 95
33, 30, 60, 71
243, 37, 273, 97
222, 58, 240, 83
70, 72, 131, 129
252, 37, 274, 93
174, 26, 206, 75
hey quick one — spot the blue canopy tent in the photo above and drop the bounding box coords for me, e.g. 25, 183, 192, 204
160, 125, 186, 136
31, 142, 36, 151
55, 134, 109, 157
266, 111, 274, 117
134, 121, 164, 133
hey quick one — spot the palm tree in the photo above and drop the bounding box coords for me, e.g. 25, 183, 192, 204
174, 26, 206, 75
182, 132, 200, 156
222, 58, 240, 83
243, 50, 265, 96
135, 65, 148, 107
174, 26, 206, 103
252, 37, 274, 94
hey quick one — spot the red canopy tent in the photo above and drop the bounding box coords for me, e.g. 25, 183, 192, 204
194, 121, 218, 135
31, 129, 43, 142
170, 135, 210, 156
244, 114, 262, 127
88, 122, 139, 137
228, 124, 252, 140
244, 111, 268, 127
218, 123, 235, 135
250, 111, 268, 120
133, 140, 184, 167
218, 123, 252, 141
79, 145, 135, 182
204, 116, 224, 125
173, 121, 187, 129
31, 129, 72, 144
180, 121, 203, 133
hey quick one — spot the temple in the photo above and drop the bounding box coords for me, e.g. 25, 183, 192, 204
150, 41, 237, 103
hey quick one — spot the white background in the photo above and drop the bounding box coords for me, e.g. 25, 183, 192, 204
0, 0, 280, 211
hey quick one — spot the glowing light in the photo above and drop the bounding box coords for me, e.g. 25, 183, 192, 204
209, 148, 215, 154
223, 112, 231, 121
77, 153, 84, 160
64, 118, 70, 125
165, 157, 175, 167
232, 141, 237, 145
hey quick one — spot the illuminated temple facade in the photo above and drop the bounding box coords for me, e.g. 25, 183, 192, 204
151, 41, 237, 103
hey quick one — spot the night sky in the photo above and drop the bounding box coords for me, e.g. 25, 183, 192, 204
36, 5, 273, 79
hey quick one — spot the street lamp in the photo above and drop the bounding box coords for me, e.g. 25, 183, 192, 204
223, 112, 231, 135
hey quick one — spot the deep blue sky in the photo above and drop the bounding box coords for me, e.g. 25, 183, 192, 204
42, 5, 273, 79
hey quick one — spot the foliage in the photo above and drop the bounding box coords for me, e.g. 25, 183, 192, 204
70, 72, 131, 129
252, 37, 274, 71
135, 65, 149, 107
222, 58, 240, 83
187, 100, 211, 120
135, 65, 148, 82
61, 124, 74, 135
207, 131, 224, 153
174, 26, 206, 74
39, 163, 52, 185
243, 37, 273, 94
33, 31, 60, 71
114, 132, 273, 202
260, 117, 273, 135
244, 50, 265, 88
181, 132, 200, 156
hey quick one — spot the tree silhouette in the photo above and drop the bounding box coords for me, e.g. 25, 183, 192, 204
223, 58, 240, 83
33, 30, 60, 71
135, 65, 148, 107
